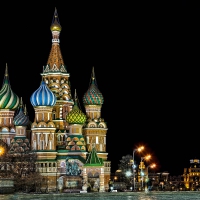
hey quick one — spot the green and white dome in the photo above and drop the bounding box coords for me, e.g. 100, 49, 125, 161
0, 64, 19, 109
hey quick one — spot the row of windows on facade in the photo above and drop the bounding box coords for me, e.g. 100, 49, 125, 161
57, 135, 106, 144
33, 142, 105, 151
190, 169, 200, 172
37, 163, 57, 168
45, 78, 69, 85
189, 173, 200, 176
33, 134, 106, 144
37, 162, 111, 169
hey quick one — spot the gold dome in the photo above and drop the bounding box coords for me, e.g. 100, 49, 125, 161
50, 21, 62, 31
50, 8, 62, 32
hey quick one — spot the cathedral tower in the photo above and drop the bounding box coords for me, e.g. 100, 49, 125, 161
82, 67, 108, 159
82, 67, 110, 188
65, 89, 87, 159
30, 80, 57, 160
41, 8, 73, 146
0, 64, 19, 145
9, 97, 31, 153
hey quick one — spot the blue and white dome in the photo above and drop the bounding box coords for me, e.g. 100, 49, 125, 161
30, 81, 56, 107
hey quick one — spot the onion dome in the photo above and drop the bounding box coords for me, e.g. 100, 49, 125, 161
13, 97, 29, 126
83, 67, 104, 105
30, 80, 56, 107
66, 90, 86, 124
50, 8, 62, 32
9, 137, 30, 153
0, 64, 19, 109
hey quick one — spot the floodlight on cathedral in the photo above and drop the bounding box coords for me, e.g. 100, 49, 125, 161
0, 64, 19, 109
66, 90, 86, 124
30, 81, 56, 107
13, 97, 29, 126
83, 67, 104, 105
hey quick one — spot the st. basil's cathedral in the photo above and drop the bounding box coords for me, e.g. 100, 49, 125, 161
0, 8, 110, 192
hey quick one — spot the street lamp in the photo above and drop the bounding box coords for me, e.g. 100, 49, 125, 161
145, 163, 156, 192
141, 155, 151, 162
140, 155, 151, 190
146, 163, 156, 181
132, 146, 144, 191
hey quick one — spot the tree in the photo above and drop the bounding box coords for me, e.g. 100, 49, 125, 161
0, 139, 43, 193
9, 151, 41, 192
118, 154, 133, 186
0, 140, 13, 178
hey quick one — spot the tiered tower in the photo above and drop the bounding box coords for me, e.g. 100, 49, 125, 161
55, 90, 88, 177
65, 90, 87, 159
9, 97, 31, 153
0, 64, 19, 145
82, 67, 108, 159
41, 8, 73, 148
82, 67, 110, 187
30, 80, 57, 160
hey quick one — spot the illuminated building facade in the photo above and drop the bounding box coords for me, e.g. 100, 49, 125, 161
183, 159, 200, 190
0, 8, 110, 192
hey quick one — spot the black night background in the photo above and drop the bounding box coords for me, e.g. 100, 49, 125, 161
1, 1, 200, 176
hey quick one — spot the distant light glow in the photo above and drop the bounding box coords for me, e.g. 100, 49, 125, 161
126, 171, 132, 177
0, 147, 5, 155
132, 164, 136, 169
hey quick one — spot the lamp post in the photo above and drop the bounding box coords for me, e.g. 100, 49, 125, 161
132, 146, 144, 191
145, 163, 156, 192
140, 155, 151, 190
146, 164, 156, 181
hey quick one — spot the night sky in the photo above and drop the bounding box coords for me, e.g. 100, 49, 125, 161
1, 1, 200, 176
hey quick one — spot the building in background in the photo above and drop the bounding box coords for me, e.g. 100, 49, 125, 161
183, 158, 200, 190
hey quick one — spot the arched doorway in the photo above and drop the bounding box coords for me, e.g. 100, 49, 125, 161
88, 171, 100, 192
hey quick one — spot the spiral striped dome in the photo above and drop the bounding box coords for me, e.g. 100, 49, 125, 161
0, 69, 19, 109
83, 79, 104, 105
13, 107, 29, 126
30, 81, 56, 107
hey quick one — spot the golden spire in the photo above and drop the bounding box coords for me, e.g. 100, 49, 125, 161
74, 89, 78, 106
92, 66, 95, 80
55, 7, 58, 18
5, 63, 8, 77
24, 104, 27, 115
50, 7, 62, 32
3, 63, 10, 85
46, 8, 65, 72
74, 89, 77, 101
20, 97, 23, 108
73, 89, 83, 112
